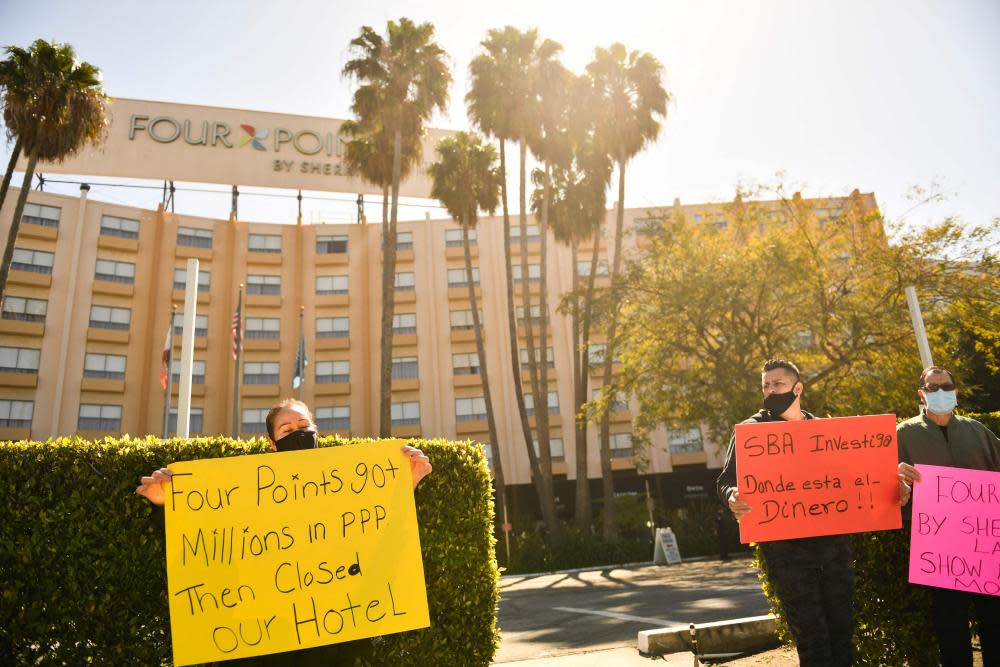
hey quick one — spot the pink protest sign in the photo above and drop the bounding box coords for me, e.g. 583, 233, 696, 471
908, 464, 1000, 596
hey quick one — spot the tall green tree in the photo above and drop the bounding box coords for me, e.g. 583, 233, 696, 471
586, 43, 668, 539
339, 116, 422, 225
467, 27, 561, 534
428, 131, 508, 524
343, 19, 451, 436
0, 39, 107, 306
611, 192, 999, 449
0, 42, 30, 215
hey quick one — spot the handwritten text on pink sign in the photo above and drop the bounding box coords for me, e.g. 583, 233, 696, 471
908, 464, 1000, 597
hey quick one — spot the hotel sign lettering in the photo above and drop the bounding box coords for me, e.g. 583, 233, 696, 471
26, 98, 449, 198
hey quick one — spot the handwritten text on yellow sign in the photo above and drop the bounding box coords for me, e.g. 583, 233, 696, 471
164, 440, 429, 666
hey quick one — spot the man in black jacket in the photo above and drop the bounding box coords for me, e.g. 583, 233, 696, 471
717, 359, 854, 667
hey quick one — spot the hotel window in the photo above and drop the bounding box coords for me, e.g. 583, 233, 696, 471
245, 317, 280, 339
316, 317, 349, 339
173, 313, 208, 337
241, 408, 268, 434
452, 352, 480, 376
95, 259, 136, 284
316, 406, 350, 431
512, 263, 541, 283
576, 259, 609, 277
3, 296, 47, 323
610, 432, 634, 458
78, 404, 122, 431
587, 343, 619, 365
176, 226, 213, 248
0, 399, 33, 428
316, 234, 348, 254
668, 427, 703, 454
315, 360, 350, 384
12, 248, 54, 275
510, 223, 540, 242
482, 443, 494, 469
247, 274, 281, 295
243, 361, 279, 384
515, 304, 546, 326
392, 313, 416, 335
533, 437, 565, 463
447, 267, 479, 287
455, 397, 487, 422
396, 231, 414, 251
83, 353, 126, 380
793, 329, 814, 350
316, 275, 348, 296
173, 268, 211, 292
449, 309, 482, 331
394, 271, 415, 292
524, 391, 559, 417
391, 401, 420, 426
171, 359, 206, 385
713, 217, 728, 231
21, 202, 61, 228
593, 388, 628, 412
248, 233, 282, 253
445, 228, 475, 248
90, 305, 131, 331
100, 215, 139, 239
0, 346, 40, 373
169, 408, 204, 435
519, 346, 555, 369
392, 356, 418, 380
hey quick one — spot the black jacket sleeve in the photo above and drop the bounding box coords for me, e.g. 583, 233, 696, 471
716, 428, 738, 506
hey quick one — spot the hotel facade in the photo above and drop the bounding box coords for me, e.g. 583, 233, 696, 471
0, 99, 879, 512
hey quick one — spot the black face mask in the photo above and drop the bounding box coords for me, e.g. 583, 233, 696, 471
764, 389, 798, 418
273, 429, 318, 452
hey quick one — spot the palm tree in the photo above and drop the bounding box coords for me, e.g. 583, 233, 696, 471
535, 129, 611, 530
343, 19, 450, 436
427, 131, 508, 529
467, 27, 561, 534
0, 39, 107, 306
586, 43, 668, 539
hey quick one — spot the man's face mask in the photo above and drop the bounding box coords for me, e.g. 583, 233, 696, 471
273, 428, 318, 452
924, 389, 957, 415
764, 386, 799, 417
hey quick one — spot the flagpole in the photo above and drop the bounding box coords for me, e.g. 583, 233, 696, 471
162, 303, 176, 440
298, 306, 305, 401
232, 284, 244, 438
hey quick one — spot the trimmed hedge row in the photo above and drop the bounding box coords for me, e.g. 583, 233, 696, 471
0, 436, 499, 666
753, 411, 999, 665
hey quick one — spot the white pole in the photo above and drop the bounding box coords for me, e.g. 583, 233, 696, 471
904, 286, 933, 369
177, 258, 199, 438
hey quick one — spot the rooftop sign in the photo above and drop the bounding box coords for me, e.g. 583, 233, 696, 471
28, 98, 451, 198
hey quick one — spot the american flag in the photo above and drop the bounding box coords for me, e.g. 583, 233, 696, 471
292, 332, 308, 389
159, 323, 172, 390
231, 288, 243, 360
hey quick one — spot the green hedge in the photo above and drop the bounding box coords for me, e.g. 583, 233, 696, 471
0, 436, 499, 666
753, 411, 1000, 665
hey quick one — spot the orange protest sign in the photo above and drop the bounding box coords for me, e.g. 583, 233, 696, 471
735, 414, 902, 543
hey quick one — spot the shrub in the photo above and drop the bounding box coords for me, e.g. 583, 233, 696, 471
0, 435, 499, 666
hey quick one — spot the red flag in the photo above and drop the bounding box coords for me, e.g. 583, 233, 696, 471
231, 289, 243, 360
160, 323, 172, 390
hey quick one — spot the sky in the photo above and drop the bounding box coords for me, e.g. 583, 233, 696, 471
1, 0, 998, 229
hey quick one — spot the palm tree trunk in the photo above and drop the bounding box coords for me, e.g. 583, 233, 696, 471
535, 162, 556, 536
381, 183, 389, 226
0, 149, 38, 309
378, 126, 403, 436
0, 138, 23, 215
599, 156, 627, 541
501, 140, 546, 526
464, 220, 507, 540
517, 141, 558, 535
574, 226, 600, 530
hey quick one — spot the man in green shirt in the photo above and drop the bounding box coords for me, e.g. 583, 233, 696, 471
897, 366, 1000, 667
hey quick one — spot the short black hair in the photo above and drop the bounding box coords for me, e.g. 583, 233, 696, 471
919, 366, 955, 388
265, 399, 313, 440
762, 359, 801, 384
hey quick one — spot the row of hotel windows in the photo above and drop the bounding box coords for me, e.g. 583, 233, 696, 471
19, 202, 550, 252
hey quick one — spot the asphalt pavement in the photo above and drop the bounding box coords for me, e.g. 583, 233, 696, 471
493, 557, 771, 664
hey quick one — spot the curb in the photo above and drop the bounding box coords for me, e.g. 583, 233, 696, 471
638, 615, 779, 656
500, 553, 753, 581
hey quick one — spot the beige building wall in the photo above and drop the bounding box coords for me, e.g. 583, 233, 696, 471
0, 186, 878, 487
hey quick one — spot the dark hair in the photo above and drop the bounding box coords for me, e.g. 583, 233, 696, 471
762, 359, 801, 384
919, 366, 955, 388
265, 399, 314, 440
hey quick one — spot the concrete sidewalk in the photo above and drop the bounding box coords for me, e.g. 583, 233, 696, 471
492, 645, 800, 665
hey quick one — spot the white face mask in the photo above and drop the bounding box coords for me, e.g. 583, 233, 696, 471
924, 389, 957, 415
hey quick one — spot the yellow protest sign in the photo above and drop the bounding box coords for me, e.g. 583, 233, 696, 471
163, 440, 429, 666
